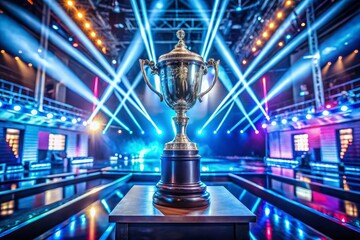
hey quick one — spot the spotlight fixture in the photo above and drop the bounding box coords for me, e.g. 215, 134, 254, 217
118, 129, 122, 134
278, 41, 284, 47
262, 123, 267, 129
13, 105, 21, 111
1, 50, 5, 54
52, 24, 59, 30
84, 22, 91, 28
31, 109, 38, 115
327, 62, 331, 66
112, 59, 117, 65
286, 34, 291, 40
38, 49, 42, 53
227, 130, 230, 134
242, 59, 247, 65
255, 130, 259, 134
73, 42, 79, 47
271, 121, 277, 126
301, 22, 306, 27
256, 39, 262, 46
82, 121, 88, 126
47, 113, 53, 119
322, 110, 330, 116
252, 47, 257, 52
89, 121, 100, 130
90, 31, 96, 38
77, 12, 84, 19
269, 22, 275, 29
354, 49, 359, 54
338, 56, 342, 60
28, 63, 32, 67
240, 130, 244, 134
281, 119, 287, 124
277, 11, 283, 19
67, 1, 74, 6
306, 114, 312, 120
97, 39, 102, 46
262, 32, 268, 38
61, 116, 67, 121
156, 2, 163, 9
285, 0, 292, 6
292, 116, 298, 122
340, 105, 348, 112
213, 130, 217, 134
15, 56, 19, 61
72, 118, 77, 124
197, 130, 202, 135
157, 129, 162, 135
141, 131, 145, 135
68, 37, 73, 42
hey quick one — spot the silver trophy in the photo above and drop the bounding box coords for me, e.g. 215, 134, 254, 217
140, 29, 219, 208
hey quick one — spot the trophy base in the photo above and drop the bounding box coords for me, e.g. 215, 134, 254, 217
153, 150, 210, 208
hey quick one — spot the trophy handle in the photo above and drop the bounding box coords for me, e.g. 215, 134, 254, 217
139, 59, 163, 102
198, 58, 220, 102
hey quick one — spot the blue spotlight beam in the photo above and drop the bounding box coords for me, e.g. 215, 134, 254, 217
190, 0, 268, 131
114, 92, 143, 132
200, 0, 220, 57
43, 0, 116, 77
131, 0, 153, 61
216, 67, 257, 131
1, 0, 153, 129
139, 0, 157, 63
88, 0, 169, 129
215, 101, 234, 132
102, 73, 144, 133
234, 0, 352, 128
203, 0, 230, 60
242, 113, 263, 132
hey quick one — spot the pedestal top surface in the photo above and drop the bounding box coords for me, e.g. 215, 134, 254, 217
109, 185, 256, 223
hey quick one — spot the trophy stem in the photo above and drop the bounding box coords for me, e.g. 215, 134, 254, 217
154, 105, 210, 208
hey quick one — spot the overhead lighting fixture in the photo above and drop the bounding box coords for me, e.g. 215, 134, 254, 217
354, 49, 359, 54
15, 56, 19, 61
61, 116, 67, 121
278, 41, 284, 47
84, 22, 91, 29
256, 39, 262, 45
113, 0, 121, 13
269, 22, 275, 29
242, 59, 247, 65
277, 11, 283, 19
13, 105, 21, 111
77, 12, 84, 19
31, 109, 38, 115
97, 39, 102, 46
52, 24, 59, 30
28, 63, 32, 67
252, 47, 257, 52
47, 113, 53, 119
1, 50, 5, 54
262, 32, 268, 38
67, 1, 74, 7
90, 31, 96, 38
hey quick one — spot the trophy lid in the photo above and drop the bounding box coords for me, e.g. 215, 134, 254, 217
158, 30, 204, 63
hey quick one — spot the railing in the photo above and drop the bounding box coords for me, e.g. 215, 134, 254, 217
0, 79, 90, 118
269, 77, 360, 118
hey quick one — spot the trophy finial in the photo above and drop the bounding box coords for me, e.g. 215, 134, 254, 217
176, 29, 185, 40
175, 29, 187, 49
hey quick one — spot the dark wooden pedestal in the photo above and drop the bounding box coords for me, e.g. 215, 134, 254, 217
109, 185, 256, 240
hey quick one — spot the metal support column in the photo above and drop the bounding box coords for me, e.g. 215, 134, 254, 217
306, 2, 324, 110
35, 3, 50, 111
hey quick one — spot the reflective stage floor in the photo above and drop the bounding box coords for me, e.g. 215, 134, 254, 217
0, 158, 359, 239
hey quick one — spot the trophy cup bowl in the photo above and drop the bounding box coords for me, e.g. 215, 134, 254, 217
140, 29, 220, 208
